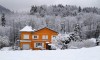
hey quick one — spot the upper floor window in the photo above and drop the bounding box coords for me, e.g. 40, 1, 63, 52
23, 34, 29, 39
52, 35, 57, 40
52, 35, 57, 38
32, 35, 39, 39
42, 35, 48, 40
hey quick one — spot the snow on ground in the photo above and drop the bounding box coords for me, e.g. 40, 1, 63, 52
0, 47, 12, 51
0, 46, 100, 60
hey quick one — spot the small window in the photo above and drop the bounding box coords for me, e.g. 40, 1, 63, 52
52, 35, 57, 38
34, 43, 44, 48
22, 44, 30, 50
32, 35, 39, 39
23, 34, 29, 39
52, 35, 57, 40
42, 35, 48, 40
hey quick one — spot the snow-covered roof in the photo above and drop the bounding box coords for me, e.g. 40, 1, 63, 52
20, 26, 35, 32
20, 26, 58, 33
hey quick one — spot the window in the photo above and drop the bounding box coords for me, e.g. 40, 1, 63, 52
42, 35, 48, 40
22, 44, 30, 50
52, 35, 57, 38
23, 34, 29, 39
32, 35, 39, 39
52, 35, 57, 40
34, 43, 44, 48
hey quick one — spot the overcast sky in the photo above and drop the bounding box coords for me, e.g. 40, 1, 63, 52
0, 0, 100, 12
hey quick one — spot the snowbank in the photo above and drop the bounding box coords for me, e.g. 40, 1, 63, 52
0, 47, 12, 51
0, 46, 100, 60
68, 38, 96, 48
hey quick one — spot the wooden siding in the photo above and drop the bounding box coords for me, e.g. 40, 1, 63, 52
20, 27, 58, 50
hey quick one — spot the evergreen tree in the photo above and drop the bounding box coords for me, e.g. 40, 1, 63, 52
78, 6, 82, 12
95, 25, 100, 38
61, 21, 65, 34
63, 24, 82, 45
1, 13, 6, 27
67, 24, 82, 42
30, 6, 37, 15
74, 24, 82, 41
95, 25, 100, 46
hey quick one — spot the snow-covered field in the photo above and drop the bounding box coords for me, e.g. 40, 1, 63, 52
0, 46, 100, 60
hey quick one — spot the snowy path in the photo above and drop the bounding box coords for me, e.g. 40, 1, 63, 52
0, 46, 100, 60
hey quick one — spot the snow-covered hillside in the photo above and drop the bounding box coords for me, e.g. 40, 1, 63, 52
0, 46, 100, 60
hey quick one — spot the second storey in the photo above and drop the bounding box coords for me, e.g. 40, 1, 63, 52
20, 27, 58, 42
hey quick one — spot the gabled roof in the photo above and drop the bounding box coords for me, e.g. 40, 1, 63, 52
33, 27, 58, 34
20, 25, 35, 32
20, 26, 58, 33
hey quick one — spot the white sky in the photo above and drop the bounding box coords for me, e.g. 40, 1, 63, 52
0, 0, 100, 12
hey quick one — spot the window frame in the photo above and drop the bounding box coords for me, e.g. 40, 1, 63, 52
52, 35, 57, 38
34, 42, 44, 48
51, 35, 57, 40
23, 34, 29, 39
42, 35, 48, 40
32, 35, 39, 39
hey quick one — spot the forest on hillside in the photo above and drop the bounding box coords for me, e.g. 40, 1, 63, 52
30, 4, 100, 17
0, 4, 100, 48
